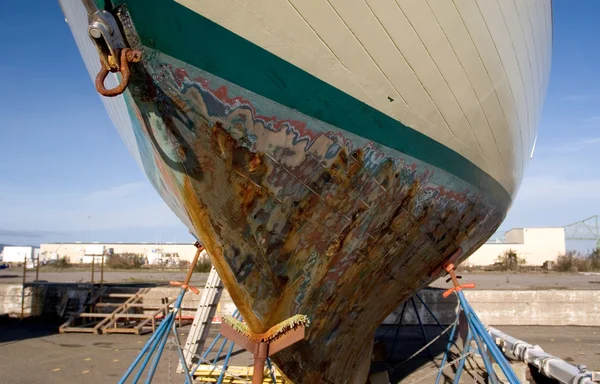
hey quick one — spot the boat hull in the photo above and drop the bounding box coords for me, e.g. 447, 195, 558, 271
121, 51, 504, 382
59, 0, 550, 382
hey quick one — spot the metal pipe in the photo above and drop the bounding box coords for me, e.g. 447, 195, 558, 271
452, 330, 473, 384
216, 341, 235, 384
488, 327, 598, 384
411, 297, 433, 358
191, 309, 239, 376
266, 358, 278, 384
171, 322, 194, 384
144, 315, 175, 384
459, 293, 520, 384
118, 312, 171, 384
415, 293, 444, 329
100, 254, 104, 290
435, 321, 459, 384
34, 256, 40, 316
91, 254, 95, 299
21, 256, 26, 319
469, 323, 499, 384
390, 301, 408, 358
132, 314, 172, 383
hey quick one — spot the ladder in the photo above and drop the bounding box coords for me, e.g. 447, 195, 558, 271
179, 265, 223, 371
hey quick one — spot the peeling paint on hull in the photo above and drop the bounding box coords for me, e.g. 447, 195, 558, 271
119, 50, 505, 383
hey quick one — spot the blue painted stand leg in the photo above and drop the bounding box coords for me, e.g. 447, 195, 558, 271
190, 309, 240, 377
171, 322, 193, 384
464, 294, 519, 383
216, 341, 235, 384
416, 294, 445, 331
452, 330, 474, 384
389, 301, 408, 358
266, 358, 278, 383
411, 298, 434, 359
434, 320, 459, 384
118, 288, 192, 384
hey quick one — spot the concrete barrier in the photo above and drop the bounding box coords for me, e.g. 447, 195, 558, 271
382, 288, 600, 326
465, 290, 600, 326
1, 284, 599, 326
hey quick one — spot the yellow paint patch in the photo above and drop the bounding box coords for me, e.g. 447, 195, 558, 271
575, 338, 581, 342
137, 341, 142, 344
53, 368, 61, 372
114, 349, 119, 352
85, 358, 92, 361
82, 370, 90, 374
113, 359, 119, 362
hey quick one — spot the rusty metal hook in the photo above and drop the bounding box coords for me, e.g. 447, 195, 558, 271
95, 48, 142, 97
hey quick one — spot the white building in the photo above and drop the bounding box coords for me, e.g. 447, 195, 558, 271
1, 246, 40, 267
39, 242, 203, 264
466, 228, 566, 266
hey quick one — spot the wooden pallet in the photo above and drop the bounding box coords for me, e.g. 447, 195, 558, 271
59, 288, 189, 335
101, 295, 180, 335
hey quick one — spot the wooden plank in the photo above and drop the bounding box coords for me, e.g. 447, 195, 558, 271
134, 297, 176, 333
102, 293, 138, 298
78, 313, 111, 318
96, 289, 149, 332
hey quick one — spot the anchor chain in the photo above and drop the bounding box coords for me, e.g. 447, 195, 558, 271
82, 0, 141, 97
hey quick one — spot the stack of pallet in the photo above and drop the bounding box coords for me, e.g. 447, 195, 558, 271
59, 287, 190, 335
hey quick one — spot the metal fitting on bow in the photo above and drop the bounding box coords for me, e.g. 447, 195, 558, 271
82, 0, 141, 97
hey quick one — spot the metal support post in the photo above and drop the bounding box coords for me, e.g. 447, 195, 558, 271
91, 254, 95, 299
389, 301, 408, 358
100, 254, 104, 290
220, 316, 307, 384
21, 255, 27, 319
411, 297, 434, 359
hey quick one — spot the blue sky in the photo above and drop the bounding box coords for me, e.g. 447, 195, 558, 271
1, 1, 599, 248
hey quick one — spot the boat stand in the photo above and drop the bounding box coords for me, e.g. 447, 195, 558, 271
218, 315, 308, 384
118, 242, 204, 384
434, 261, 520, 384
189, 309, 283, 383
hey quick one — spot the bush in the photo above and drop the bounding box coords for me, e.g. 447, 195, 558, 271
107, 253, 144, 269
495, 249, 526, 271
55, 257, 71, 269
178, 260, 190, 270
194, 258, 212, 273
590, 248, 600, 270
555, 250, 593, 272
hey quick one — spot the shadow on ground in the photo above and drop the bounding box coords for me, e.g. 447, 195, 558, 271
368, 288, 480, 383
0, 314, 63, 344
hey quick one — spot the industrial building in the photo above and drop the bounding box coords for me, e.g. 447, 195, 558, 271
35, 227, 566, 267
0, 246, 40, 267
466, 228, 566, 267
39, 242, 203, 265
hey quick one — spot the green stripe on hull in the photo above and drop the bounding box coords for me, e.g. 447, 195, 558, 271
111, 0, 511, 209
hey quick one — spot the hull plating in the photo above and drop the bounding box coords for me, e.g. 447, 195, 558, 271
123, 50, 503, 382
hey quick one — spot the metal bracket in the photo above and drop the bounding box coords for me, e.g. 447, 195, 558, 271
82, 0, 126, 71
